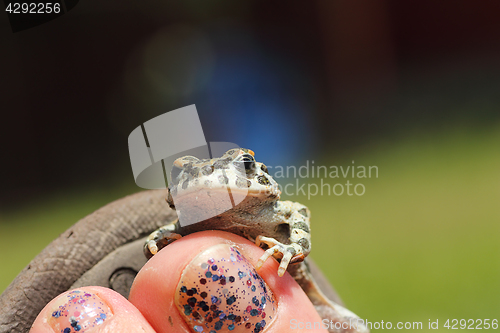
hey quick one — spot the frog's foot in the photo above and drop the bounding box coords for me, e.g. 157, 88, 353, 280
144, 223, 182, 259
255, 235, 306, 277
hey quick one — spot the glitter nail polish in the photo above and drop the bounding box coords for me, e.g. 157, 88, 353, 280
49, 290, 112, 333
176, 244, 277, 333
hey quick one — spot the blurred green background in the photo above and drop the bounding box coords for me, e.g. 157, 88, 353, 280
1, 0, 499, 331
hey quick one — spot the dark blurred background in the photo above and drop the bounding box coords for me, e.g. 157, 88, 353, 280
1, 0, 499, 329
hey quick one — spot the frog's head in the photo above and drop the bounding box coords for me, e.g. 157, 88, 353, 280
166, 148, 280, 211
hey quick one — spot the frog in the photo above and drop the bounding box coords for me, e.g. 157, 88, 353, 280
144, 148, 368, 333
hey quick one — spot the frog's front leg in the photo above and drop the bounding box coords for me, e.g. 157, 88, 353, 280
255, 201, 311, 277
144, 220, 182, 259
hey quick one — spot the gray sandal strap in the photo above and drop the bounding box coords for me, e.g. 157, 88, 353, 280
0, 190, 174, 333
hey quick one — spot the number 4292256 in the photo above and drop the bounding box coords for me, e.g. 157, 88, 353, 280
444, 319, 498, 329
5, 3, 61, 14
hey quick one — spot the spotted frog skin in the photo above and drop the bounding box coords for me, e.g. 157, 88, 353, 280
145, 148, 368, 333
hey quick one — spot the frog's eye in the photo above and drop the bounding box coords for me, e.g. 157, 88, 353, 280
233, 154, 256, 175
241, 154, 256, 172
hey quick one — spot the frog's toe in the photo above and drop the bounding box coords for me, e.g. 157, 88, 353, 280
146, 240, 158, 255
144, 226, 182, 259
255, 235, 283, 264
144, 239, 159, 259
278, 249, 294, 276
255, 247, 272, 270
255, 235, 301, 276
255, 245, 298, 277
255, 244, 284, 271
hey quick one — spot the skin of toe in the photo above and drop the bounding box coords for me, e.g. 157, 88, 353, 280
30, 286, 155, 333
129, 230, 325, 333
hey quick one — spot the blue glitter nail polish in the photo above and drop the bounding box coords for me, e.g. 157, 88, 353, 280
49, 290, 112, 333
176, 245, 276, 333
